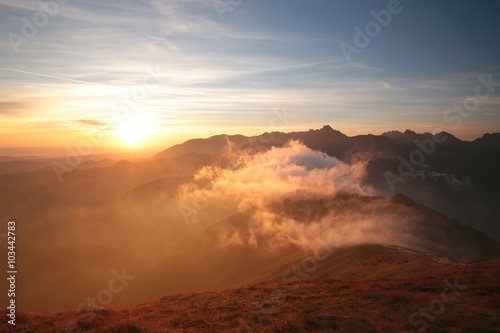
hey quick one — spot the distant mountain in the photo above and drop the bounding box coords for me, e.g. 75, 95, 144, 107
155, 125, 398, 163
154, 125, 500, 241
382, 129, 466, 148
470, 132, 500, 150
154, 134, 248, 159
158, 126, 500, 161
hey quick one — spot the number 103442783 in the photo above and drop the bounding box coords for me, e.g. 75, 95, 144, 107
7, 220, 16, 270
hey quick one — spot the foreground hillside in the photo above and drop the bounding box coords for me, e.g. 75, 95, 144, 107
4, 258, 499, 332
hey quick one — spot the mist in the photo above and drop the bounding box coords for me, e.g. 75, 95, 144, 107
177, 141, 496, 262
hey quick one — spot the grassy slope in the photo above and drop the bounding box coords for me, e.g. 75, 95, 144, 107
3, 258, 499, 333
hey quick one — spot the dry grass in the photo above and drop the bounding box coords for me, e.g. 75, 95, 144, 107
2, 259, 499, 332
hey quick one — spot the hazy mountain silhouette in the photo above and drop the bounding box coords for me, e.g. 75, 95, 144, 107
155, 125, 500, 241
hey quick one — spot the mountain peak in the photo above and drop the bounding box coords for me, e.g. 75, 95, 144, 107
317, 125, 348, 138
403, 129, 418, 136
471, 132, 500, 149
381, 130, 404, 140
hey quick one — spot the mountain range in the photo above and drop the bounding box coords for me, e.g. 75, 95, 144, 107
0, 126, 498, 329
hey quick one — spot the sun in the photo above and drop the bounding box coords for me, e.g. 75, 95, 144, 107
116, 115, 151, 146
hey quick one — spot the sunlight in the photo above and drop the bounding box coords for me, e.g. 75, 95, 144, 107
117, 115, 151, 146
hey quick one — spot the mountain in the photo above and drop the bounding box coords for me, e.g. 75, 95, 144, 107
155, 125, 386, 161
0, 125, 499, 317
155, 125, 500, 241
471, 132, 500, 150
382, 129, 466, 148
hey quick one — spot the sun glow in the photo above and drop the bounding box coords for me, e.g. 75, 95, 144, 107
117, 115, 151, 146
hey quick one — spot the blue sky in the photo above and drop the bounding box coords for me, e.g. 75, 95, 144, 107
0, 0, 499, 153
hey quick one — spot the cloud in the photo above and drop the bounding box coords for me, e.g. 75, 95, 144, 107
177, 141, 410, 249
415, 168, 475, 190
176, 141, 483, 262
181, 140, 371, 210
76, 119, 107, 126
431, 172, 474, 190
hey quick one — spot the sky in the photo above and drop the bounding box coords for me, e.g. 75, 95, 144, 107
0, 0, 499, 155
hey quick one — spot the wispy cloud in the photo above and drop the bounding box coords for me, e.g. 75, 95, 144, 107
76, 119, 107, 126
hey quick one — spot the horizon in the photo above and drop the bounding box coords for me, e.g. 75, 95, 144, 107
1, 125, 498, 157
